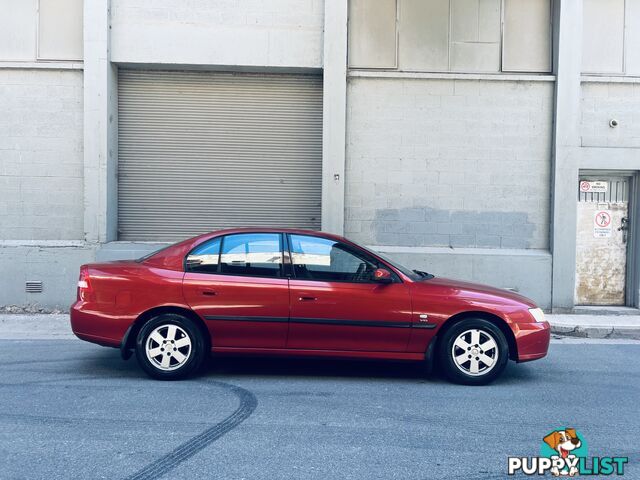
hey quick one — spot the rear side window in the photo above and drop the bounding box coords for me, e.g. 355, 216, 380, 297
219, 233, 283, 278
289, 234, 380, 283
185, 237, 222, 273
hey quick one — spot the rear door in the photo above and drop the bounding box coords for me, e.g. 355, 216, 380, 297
286, 234, 413, 352
183, 233, 289, 348
576, 176, 631, 305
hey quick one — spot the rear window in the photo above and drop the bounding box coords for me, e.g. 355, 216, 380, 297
185, 238, 222, 273
219, 233, 283, 278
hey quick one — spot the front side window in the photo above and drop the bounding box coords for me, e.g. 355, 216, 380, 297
219, 233, 283, 278
185, 237, 222, 273
289, 235, 380, 283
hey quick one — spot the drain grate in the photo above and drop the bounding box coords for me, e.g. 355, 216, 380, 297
25, 281, 43, 293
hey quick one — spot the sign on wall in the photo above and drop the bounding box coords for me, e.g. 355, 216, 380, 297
580, 180, 608, 193
593, 210, 612, 238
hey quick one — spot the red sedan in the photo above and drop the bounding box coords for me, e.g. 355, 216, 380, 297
70, 228, 550, 385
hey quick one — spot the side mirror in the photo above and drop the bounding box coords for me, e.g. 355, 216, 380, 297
373, 268, 393, 283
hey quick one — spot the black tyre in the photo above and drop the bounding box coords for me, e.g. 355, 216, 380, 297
135, 313, 207, 380
437, 318, 509, 385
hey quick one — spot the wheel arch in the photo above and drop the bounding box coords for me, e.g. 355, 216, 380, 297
434, 311, 518, 361
121, 305, 210, 359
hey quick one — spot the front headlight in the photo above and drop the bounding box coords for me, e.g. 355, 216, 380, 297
528, 307, 546, 323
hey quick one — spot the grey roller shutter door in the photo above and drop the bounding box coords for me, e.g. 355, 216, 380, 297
117, 70, 323, 241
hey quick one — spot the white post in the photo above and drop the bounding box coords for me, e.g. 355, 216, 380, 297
83, 0, 117, 243
551, 0, 583, 310
321, 0, 348, 235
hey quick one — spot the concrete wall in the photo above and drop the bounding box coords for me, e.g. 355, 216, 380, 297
345, 77, 554, 250
0, 244, 95, 311
0, 69, 84, 240
377, 246, 552, 308
110, 0, 325, 68
581, 81, 640, 148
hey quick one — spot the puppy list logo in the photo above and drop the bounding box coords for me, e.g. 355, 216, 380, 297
508, 427, 628, 476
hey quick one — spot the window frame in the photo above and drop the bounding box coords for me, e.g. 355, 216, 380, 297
184, 232, 286, 279
285, 233, 401, 284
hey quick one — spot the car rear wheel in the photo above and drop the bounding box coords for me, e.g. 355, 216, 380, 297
438, 318, 509, 385
135, 313, 206, 380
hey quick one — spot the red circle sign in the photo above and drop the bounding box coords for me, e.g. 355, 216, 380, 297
580, 181, 590, 192
595, 211, 611, 227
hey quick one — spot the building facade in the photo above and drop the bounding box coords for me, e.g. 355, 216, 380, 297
1, 0, 639, 312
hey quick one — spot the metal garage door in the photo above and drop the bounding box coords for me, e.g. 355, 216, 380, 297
117, 70, 323, 241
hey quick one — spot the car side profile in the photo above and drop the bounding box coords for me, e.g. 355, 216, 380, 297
70, 228, 550, 385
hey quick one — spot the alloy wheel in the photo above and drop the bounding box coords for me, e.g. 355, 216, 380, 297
145, 324, 192, 371
451, 328, 499, 377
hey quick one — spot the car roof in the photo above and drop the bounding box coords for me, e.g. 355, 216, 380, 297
141, 227, 357, 271
195, 227, 349, 243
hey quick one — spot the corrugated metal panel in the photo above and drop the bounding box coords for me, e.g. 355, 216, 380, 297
118, 70, 323, 241
578, 177, 630, 203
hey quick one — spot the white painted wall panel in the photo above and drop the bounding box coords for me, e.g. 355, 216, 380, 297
450, 0, 500, 72
503, 0, 551, 73
582, 0, 625, 74
38, 0, 83, 60
0, 0, 37, 61
625, 0, 640, 75
451, 0, 500, 43
398, 0, 449, 71
450, 0, 478, 43
110, 0, 324, 68
478, 0, 501, 42
450, 41, 500, 72
348, 0, 397, 68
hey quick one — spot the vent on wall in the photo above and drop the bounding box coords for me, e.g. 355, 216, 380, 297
25, 281, 43, 293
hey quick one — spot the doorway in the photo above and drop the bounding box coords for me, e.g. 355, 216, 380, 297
575, 174, 632, 305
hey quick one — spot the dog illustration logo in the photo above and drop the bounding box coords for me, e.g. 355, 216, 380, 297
543, 428, 583, 476
508, 428, 628, 476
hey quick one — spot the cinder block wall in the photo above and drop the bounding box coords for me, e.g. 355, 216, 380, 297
0, 69, 84, 240
581, 81, 640, 148
345, 77, 554, 250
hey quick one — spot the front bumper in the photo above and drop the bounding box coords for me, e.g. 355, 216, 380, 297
513, 321, 551, 362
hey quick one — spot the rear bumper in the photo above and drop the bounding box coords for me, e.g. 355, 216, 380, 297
70, 301, 131, 348
513, 321, 551, 363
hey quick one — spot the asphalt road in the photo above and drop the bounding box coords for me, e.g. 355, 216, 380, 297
0, 339, 638, 479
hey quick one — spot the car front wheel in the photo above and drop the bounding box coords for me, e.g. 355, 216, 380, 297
438, 318, 509, 385
135, 313, 206, 380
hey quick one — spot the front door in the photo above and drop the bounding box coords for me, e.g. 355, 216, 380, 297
183, 233, 289, 348
286, 234, 413, 352
575, 176, 631, 305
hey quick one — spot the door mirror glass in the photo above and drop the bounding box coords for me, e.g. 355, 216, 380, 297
372, 268, 393, 283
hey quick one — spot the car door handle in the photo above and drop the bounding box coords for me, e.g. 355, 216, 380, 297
298, 296, 317, 301
201, 290, 217, 296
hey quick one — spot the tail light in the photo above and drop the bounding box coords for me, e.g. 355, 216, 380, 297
77, 265, 92, 301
